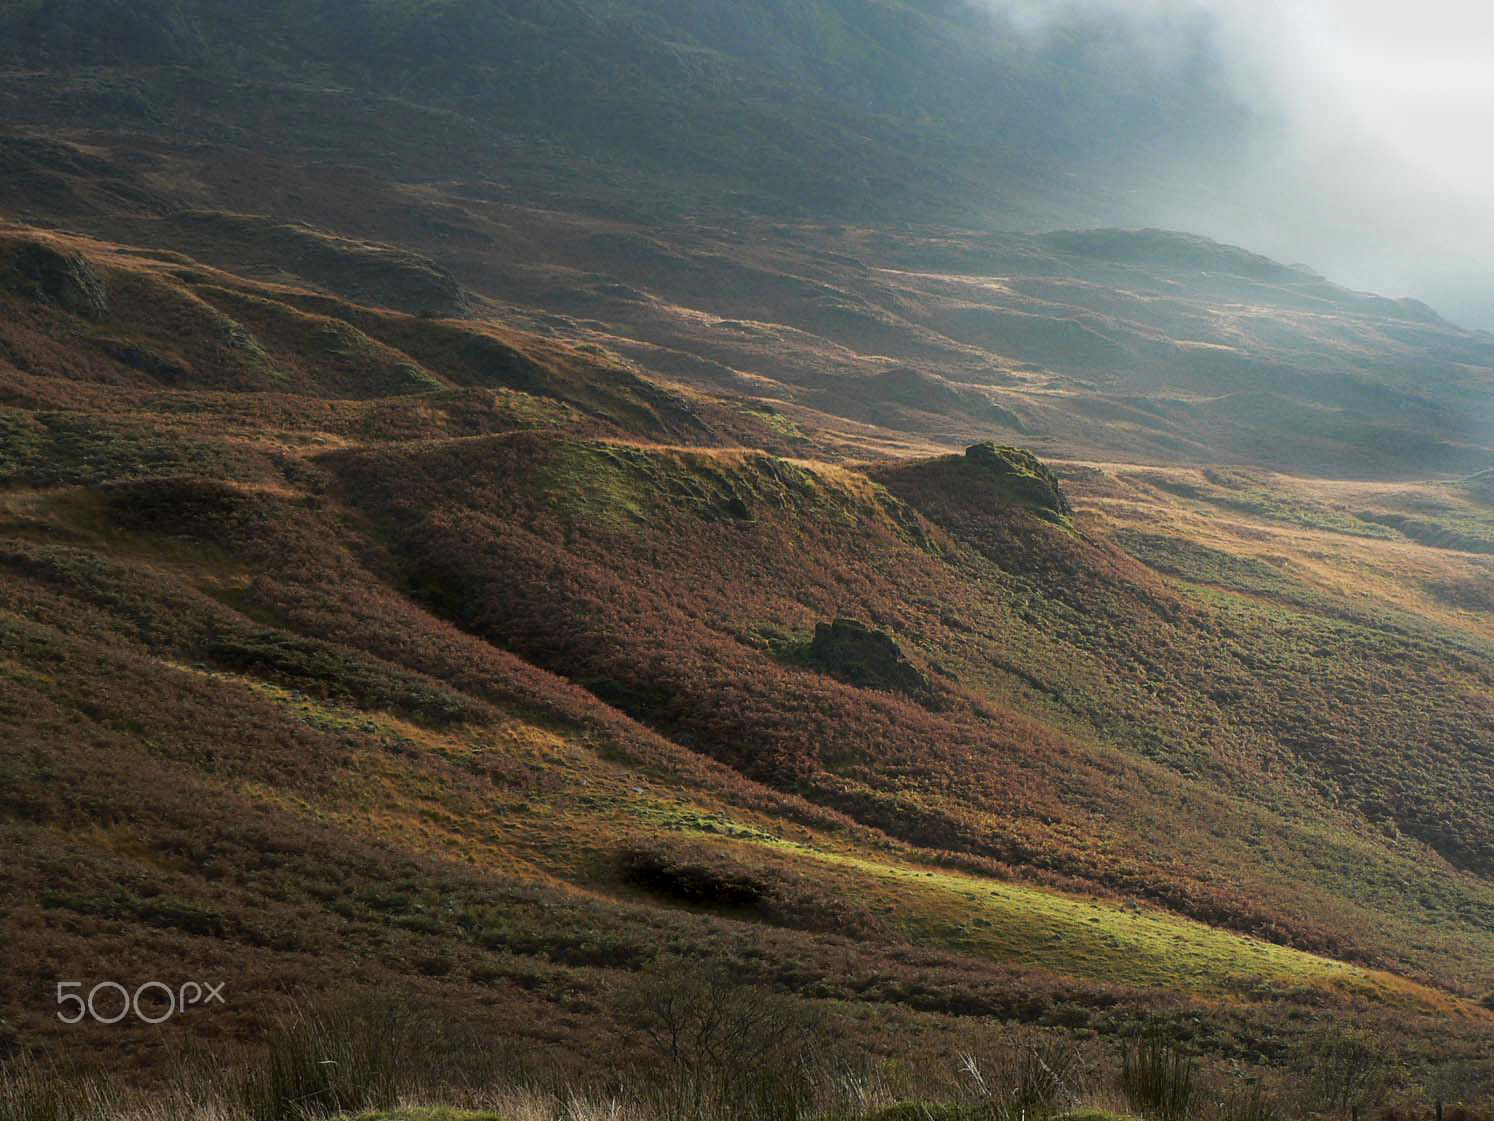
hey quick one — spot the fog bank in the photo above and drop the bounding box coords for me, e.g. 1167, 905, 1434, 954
985, 0, 1494, 327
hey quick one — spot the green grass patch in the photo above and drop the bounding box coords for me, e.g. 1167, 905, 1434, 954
1138, 471, 1395, 539
529, 441, 873, 533
1113, 531, 1300, 599
643, 814, 1433, 1006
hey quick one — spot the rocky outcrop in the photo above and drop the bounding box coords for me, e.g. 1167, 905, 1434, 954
6, 240, 109, 320
964, 442, 1072, 519
807, 618, 929, 697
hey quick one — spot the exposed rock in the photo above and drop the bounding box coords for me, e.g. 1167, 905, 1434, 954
807, 618, 929, 697
964, 443, 1072, 519
6, 240, 109, 320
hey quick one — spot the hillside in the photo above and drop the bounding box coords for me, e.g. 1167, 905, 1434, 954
1, 0, 1493, 1107
0, 0, 1246, 228
2, 220, 1493, 1094
2, 128, 1490, 479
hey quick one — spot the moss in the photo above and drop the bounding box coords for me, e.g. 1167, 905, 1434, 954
965, 443, 1073, 520
745, 401, 810, 442
4, 238, 109, 320
533, 442, 654, 528
532, 443, 840, 531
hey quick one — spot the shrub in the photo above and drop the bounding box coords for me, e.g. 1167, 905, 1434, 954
1120, 1036, 1196, 1121
231, 998, 413, 1121
1216, 1083, 1284, 1121
1293, 1026, 1392, 1118
616, 958, 825, 1121
0, 1058, 115, 1121
954, 1035, 1086, 1121
869, 1104, 978, 1121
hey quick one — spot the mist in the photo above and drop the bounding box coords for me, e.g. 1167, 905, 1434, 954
986, 0, 1494, 328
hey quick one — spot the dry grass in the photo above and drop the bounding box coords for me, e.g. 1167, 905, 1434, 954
2, 215, 1493, 1099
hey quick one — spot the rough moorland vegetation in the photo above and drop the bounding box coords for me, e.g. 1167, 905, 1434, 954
0, 216, 1491, 1107
4, 974, 1491, 1121
0, 6, 1491, 1099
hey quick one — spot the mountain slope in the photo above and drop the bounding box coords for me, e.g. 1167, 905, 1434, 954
4, 134, 1490, 478
0, 0, 1246, 228
2, 225, 1493, 1083
2, 0, 1493, 1094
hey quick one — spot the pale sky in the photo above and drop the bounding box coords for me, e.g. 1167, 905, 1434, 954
1241, 1, 1494, 197
1000, 0, 1494, 326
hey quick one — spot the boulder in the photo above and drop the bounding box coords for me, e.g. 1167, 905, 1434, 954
7, 240, 109, 320
964, 442, 1072, 518
808, 618, 929, 697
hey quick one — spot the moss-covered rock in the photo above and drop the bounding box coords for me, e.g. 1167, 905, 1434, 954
5, 239, 109, 320
964, 442, 1072, 520
807, 617, 929, 697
